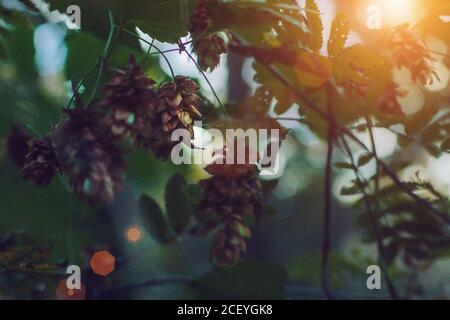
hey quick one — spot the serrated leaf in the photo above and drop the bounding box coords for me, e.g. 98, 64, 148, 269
252, 65, 297, 115
139, 194, 170, 243
295, 52, 332, 88
328, 13, 349, 56
306, 0, 323, 52
165, 173, 193, 234
333, 45, 384, 86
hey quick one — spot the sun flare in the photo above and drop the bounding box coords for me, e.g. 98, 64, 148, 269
378, 0, 422, 26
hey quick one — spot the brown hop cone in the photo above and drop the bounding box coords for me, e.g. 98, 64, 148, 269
96, 105, 154, 152
52, 110, 125, 205
189, 0, 228, 71
194, 163, 263, 266
95, 56, 157, 151
6, 125, 32, 167
147, 76, 202, 159
102, 56, 156, 107
189, 0, 211, 36
383, 24, 437, 85
193, 34, 228, 72
22, 137, 61, 187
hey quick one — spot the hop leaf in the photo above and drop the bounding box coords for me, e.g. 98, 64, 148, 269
306, 0, 323, 52
328, 13, 349, 57
165, 173, 193, 234
139, 195, 170, 243
295, 52, 332, 88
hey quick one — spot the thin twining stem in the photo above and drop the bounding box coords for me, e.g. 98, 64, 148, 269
138, 41, 194, 62
321, 85, 334, 300
339, 135, 399, 300
179, 44, 228, 117
364, 115, 390, 225
116, 27, 176, 79
140, 37, 155, 65
87, 11, 116, 106
66, 61, 99, 109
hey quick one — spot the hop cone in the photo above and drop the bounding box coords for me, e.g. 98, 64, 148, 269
193, 35, 228, 72
52, 110, 125, 205
194, 163, 263, 266
94, 56, 157, 151
383, 24, 437, 85
22, 137, 60, 187
147, 76, 202, 159
189, 0, 228, 71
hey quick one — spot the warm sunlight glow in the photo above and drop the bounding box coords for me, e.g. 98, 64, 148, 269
378, 0, 422, 26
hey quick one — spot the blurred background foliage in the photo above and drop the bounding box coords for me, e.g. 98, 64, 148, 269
0, 0, 449, 300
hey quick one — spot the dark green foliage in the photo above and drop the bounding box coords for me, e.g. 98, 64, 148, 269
139, 194, 170, 243
194, 261, 287, 299
165, 173, 194, 234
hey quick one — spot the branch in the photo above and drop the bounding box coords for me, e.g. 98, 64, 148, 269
179, 44, 228, 117
87, 11, 116, 105
339, 135, 399, 300
240, 47, 449, 224
117, 27, 176, 79
321, 86, 334, 300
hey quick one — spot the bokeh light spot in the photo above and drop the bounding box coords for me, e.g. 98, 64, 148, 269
126, 226, 143, 243
90, 250, 116, 276
55, 279, 86, 300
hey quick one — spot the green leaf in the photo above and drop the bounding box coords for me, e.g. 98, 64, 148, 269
165, 173, 193, 234
3, 21, 37, 79
295, 52, 332, 88
139, 195, 170, 243
306, 0, 323, 52
65, 32, 144, 95
106, 0, 197, 43
194, 261, 287, 299
183, 183, 203, 205
328, 13, 349, 56
357, 153, 373, 167
138, 0, 197, 43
